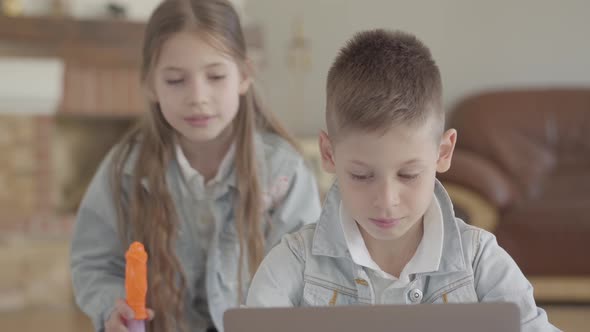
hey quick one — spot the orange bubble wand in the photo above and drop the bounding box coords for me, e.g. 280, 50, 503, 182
125, 242, 148, 332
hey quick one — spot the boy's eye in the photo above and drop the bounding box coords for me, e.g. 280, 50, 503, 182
399, 173, 419, 180
350, 173, 373, 181
165, 78, 184, 85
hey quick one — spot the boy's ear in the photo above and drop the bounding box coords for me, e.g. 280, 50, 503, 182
319, 131, 336, 174
239, 60, 253, 95
436, 128, 457, 173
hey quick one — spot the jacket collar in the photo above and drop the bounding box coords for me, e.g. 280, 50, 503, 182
311, 179, 467, 275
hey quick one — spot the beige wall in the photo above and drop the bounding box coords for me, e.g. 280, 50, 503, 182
15, 0, 590, 136
20, 0, 246, 20
19, 0, 161, 19
249, 0, 590, 136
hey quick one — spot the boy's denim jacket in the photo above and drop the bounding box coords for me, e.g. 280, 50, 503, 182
247, 181, 559, 332
70, 132, 322, 332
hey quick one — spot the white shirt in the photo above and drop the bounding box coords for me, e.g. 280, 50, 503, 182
175, 144, 236, 193
175, 144, 235, 319
339, 195, 444, 302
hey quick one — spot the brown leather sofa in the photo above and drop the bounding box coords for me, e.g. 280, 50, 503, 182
438, 88, 590, 303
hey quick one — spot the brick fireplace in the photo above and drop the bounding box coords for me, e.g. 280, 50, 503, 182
0, 14, 262, 311
0, 15, 263, 236
0, 88, 140, 238
0, 16, 147, 238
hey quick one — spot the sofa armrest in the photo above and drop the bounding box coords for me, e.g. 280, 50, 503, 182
442, 183, 500, 231
438, 149, 518, 210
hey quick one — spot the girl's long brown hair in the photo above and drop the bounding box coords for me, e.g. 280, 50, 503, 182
110, 0, 297, 330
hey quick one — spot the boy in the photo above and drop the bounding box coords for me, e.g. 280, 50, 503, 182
246, 30, 558, 331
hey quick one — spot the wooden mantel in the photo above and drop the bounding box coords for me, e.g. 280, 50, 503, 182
0, 15, 263, 115
0, 15, 263, 65
0, 15, 148, 114
0, 15, 145, 65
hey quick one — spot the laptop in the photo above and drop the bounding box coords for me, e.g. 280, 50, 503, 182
224, 303, 520, 332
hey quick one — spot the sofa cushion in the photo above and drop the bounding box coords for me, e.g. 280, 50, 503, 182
497, 197, 590, 276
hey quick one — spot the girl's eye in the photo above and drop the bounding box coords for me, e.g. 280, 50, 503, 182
165, 79, 184, 85
350, 173, 373, 181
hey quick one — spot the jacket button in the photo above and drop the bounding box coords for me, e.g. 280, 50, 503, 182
408, 289, 423, 303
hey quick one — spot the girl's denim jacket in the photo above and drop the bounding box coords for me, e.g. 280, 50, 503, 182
71, 132, 322, 332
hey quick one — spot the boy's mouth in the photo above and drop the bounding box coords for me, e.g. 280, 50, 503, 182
368, 217, 402, 229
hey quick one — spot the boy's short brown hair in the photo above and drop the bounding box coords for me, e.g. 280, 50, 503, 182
326, 29, 443, 140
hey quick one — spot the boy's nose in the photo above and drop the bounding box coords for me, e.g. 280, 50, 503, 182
374, 180, 401, 208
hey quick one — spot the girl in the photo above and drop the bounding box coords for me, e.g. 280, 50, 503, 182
70, 0, 321, 331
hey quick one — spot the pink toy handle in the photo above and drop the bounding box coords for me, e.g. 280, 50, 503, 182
127, 319, 146, 332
